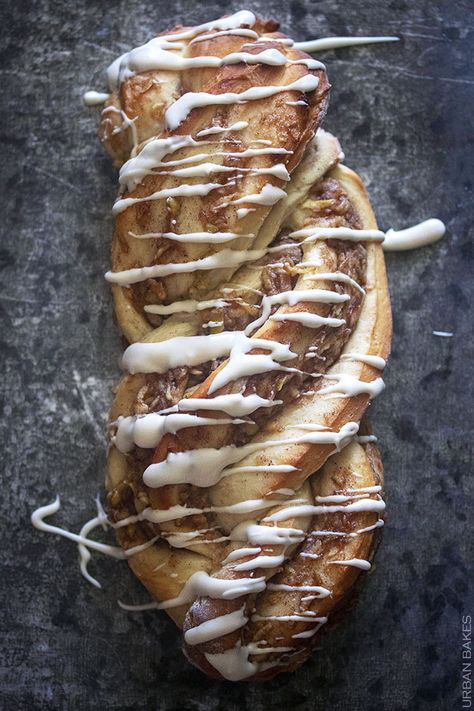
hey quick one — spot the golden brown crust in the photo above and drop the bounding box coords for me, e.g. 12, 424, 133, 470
101, 20, 330, 342
97, 14, 392, 682
174, 164, 390, 679
110, 128, 341, 343
104, 155, 391, 680
99, 18, 282, 165
184, 436, 384, 679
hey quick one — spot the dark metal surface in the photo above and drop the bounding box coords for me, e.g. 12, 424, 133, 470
1, 1, 473, 709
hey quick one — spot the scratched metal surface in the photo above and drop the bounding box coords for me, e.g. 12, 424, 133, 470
1, 0, 473, 709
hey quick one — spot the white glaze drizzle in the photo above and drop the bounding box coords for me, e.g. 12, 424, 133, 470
162, 529, 225, 548
122, 330, 293, 375
223, 547, 262, 564
119, 140, 291, 192
301, 270, 365, 294
318, 373, 385, 399
236, 207, 255, 219
293, 36, 399, 52
108, 11, 258, 88
125, 536, 162, 557
432, 330, 453, 338
112, 181, 223, 216
119, 600, 160, 612
265, 497, 385, 522
341, 352, 386, 369
253, 38, 293, 47
355, 519, 385, 535
31, 498, 126, 559
159, 11, 257, 43
204, 644, 258, 681
129, 230, 248, 244
267, 583, 331, 598
122, 331, 235, 373
139, 444, 265, 489
300, 552, 320, 560
114, 497, 307, 526
270, 311, 346, 329
78, 497, 108, 588
113, 412, 243, 453
292, 627, 322, 639
244, 287, 349, 333
252, 612, 327, 623
109, 45, 323, 88
382, 218, 445, 251
102, 105, 138, 152
329, 558, 372, 570
144, 570, 267, 610
223, 522, 306, 574
206, 464, 296, 476
233, 554, 286, 571
31, 498, 166, 568
315, 493, 370, 503
134, 144, 292, 169
110, 235, 308, 284
118, 134, 195, 191
225, 184, 287, 206
309, 511, 384, 536
197, 121, 248, 136
157, 162, 290, 181
142, 422, 358, 488
166, 75, 319, 131
290, 226, 385, 242
143, 297, 232, 315
346, 485, 382, 494
191, 28, 258, 45
230, 521, 304, 546
268, 216, 433, 254
207, 338, 297, 394
83, 91, 110, 106
166, 393, 282, 417
106, 247, 269, 284
249, 645, 295, 656
184, 605, 248, 645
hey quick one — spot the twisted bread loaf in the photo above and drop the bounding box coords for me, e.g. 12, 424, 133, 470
101, 12, 392, 681
101, 13, 329, 343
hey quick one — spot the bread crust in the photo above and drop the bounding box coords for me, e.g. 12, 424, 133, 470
102, 22, 330, 342
97, 14, 392, 682
176, 164, 391, 677
184, 436, 384, 680
104, 154, 391, 679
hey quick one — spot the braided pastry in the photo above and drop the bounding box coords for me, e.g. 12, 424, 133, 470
100, 12, 391, 680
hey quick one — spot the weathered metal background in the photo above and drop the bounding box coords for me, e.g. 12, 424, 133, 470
1, 0, 472, 708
